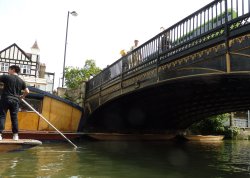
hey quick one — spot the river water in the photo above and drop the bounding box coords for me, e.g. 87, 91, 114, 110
1, 140, 250, 178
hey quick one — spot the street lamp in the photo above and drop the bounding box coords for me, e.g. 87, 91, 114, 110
62, 11, 78, 87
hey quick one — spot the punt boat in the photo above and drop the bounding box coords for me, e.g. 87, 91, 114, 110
1, 86, 84, 141
184, 135, 225, 141
0, 139, 42, 152
87, 132, 177, 141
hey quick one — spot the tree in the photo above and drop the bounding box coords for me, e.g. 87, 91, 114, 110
64, 59, 101, 89
189, 113, 230, 135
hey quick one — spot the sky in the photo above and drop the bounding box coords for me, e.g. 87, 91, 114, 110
0, 0, 213, 89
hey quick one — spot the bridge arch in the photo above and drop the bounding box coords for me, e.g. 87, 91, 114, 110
84, 73, 250, 133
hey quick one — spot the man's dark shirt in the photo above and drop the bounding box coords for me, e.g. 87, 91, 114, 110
0, 75, 26, 100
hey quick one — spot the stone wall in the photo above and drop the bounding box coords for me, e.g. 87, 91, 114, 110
57, 81, 86, 107
235, 128, 250, 140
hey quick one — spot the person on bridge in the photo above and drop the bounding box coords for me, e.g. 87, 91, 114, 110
160, 27, 171, 52
0, 65, 29, 141
130, 40, 142, 68
120, 49, 127, 57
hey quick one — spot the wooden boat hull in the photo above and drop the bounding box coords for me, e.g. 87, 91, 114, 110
0, 139, 42, 152
87, 133, 176, 141
2, 131, 85, 141
184, 135, 224, 141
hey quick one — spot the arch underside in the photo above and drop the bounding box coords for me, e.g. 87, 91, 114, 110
84, 73, 250, 133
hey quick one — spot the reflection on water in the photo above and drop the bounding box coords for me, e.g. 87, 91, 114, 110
0, 140, 250, 177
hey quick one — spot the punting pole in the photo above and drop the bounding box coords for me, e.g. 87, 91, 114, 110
21, 98, 78, 149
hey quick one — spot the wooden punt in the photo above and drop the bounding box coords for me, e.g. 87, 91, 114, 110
87, 133, 176, 141
184, 135, 225, 141
2, 131, 86, 141
2, 87, 84, 140
0, 139, 42, 152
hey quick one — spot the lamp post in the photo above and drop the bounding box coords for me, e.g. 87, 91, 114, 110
62, 11, 78, 87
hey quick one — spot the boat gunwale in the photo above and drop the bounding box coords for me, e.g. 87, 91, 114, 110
28, 86, 84, 111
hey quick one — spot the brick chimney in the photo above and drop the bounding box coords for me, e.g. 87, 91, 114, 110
39, 63, 46, 78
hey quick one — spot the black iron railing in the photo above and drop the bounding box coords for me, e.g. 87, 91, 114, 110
87, 0, 250, 93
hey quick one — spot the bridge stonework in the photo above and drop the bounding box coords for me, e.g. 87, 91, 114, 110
82, 0, 250, 133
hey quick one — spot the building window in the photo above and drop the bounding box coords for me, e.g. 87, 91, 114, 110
20, 65, 31, 74
1, 63, 9, 72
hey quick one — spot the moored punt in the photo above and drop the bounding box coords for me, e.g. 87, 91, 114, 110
87, 133, 176, 141
0, 139, 42, 152
184, 135, 225, 141
3, 87, 84, 141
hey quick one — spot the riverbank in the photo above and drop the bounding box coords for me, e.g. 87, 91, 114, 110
232, 128, 250, 140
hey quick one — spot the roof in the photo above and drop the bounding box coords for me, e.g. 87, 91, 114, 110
25, 53, 32, 58
0, 43, 31, 61
31, 41, 39, 50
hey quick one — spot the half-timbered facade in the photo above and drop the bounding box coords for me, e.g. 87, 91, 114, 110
0, 42, 54, 93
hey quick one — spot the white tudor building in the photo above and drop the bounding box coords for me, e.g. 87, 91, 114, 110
0, 41, 54, 93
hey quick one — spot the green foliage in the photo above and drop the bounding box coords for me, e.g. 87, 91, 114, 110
223, 126, 240, 138
65, 59, 101, 89
189, 113, 230, 135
